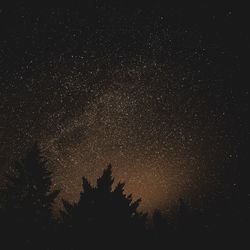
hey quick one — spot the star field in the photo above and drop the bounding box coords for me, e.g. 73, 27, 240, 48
0, 2, 248, 214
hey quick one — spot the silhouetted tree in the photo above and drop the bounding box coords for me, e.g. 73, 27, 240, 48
61, 164, 147, 248
0, 144, 59, 249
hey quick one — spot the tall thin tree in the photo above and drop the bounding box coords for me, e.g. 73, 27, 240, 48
1, 144, 59, 249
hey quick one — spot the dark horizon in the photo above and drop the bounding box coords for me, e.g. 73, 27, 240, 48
0, 143, 248, 249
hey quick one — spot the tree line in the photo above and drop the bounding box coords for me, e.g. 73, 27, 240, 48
0, 144, 247, 249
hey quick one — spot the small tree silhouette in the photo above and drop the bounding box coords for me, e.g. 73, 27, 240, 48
61, 164, 147, 247
1, 144, 59, 249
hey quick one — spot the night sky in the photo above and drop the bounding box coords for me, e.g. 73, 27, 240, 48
0, 1, 249, 214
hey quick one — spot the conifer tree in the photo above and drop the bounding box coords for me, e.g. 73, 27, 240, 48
1, 144, 59, 248
61, 164, 147, 247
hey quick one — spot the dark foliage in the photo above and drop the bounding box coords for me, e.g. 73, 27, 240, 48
0, 144, 59, 249
0, 146, 248, 249
60, 164, 147, 248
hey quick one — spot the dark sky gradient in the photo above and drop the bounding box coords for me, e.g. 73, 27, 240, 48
0, 1, 249, 213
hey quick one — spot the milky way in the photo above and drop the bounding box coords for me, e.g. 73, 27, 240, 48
38, 59, 235, 213
0, 2, 244, 214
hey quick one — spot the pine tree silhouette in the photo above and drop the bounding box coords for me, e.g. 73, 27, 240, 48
61, 164, 147, 248
0, 144, 59, 249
